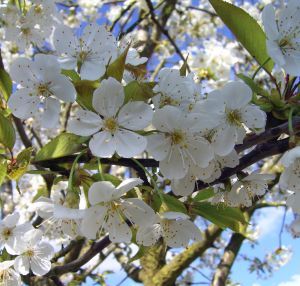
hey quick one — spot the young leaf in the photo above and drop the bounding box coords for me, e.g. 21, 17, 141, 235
161, 193, 187, 214
0, 113, 16, 149
124, 81, 155, 103
0, 68, 12, 101
8, 147, 33, 181
193, 187, 215, 201
0, 159, 7, 186
35, 133, 87, 161
237, 74, 269, 98
106, 46, 130, 82
191, 202, 247, 233
209, 0, 273, 72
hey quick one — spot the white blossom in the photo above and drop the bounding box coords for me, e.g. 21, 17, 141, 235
262, 0, 300, 75
0, 212, 33, 255
226, 173, 275, 207
81, 179, 155, 242
33, 197, 85, 238
68, 77, 153, 158
8, 54, 76, 128
0, 260, 22, 286
13, 229, 54, 276
194, 81, 266, 156
136, 212, 201, 247
279, 146, 300, 192
53, 22, 118, 80
147, 105, 214, 180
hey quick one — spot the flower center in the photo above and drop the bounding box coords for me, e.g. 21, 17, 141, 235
2, 228, 12, 240
37, 83, 52, 97
279, 38, 291, 48
226, 109, 242, 127
26, 249, 35, 257
170, 131, 185, 145
21, 27, 31, 36
104, 117, 118, 133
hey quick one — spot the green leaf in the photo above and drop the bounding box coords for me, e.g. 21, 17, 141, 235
161, 193, 187, 214
180, 55, 189, 76
209, 0, 273, 72
124, 81, 155, 103
0, 159, 7, 186
106, 46, 129, 82
193, 187, 215, 201
35, 133, 87, 162
237, 74, 269, 98
32, 186, 49, 202
0, 68, 12, 101
8, 147, 33, 180
61, 69, 81, 83
75, 80, 99, 111
0, 113, 15, 149
191, 202, 247, 233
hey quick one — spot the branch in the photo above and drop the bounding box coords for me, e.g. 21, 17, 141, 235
150, 225, 222, 286
144, 0, 190, 71
49, 236, 110, 276
187, 6, 217, 17
195, 138, 290, 191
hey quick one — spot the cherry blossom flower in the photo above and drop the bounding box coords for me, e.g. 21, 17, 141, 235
34, 197, 85, 238
147, 105, 214, 180
194, 81, 266, 156
262, 1, 300, 75
152, 68, 200, 110
81, 178, 155, 242
225, 173, 275, 207
171, 150, 239, 196
136, 212, 201, 247
68, 77, 153, 158
53, 22, 118, 80
279, 146, 300, 192
0, 212, 33, 255
0, 260, 22, 286
8, 54, 76, 128
13, 229, 54, 276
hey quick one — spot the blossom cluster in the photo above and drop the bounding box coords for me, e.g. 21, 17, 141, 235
1, 0, 300, 283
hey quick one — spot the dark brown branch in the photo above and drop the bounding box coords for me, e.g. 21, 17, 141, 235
144, 0, 190, 71
49, 236, 110, 276
195, 138, 290, 191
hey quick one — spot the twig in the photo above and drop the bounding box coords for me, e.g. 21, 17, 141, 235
187, 6, 217, 17
145, 0, 190, 72
49, 236, 110, 275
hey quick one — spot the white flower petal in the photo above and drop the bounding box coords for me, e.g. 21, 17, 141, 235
118, 101, 153, 130
68, 110, 102, 136
8, 89, 39, 119
115, 129, 147, 157
30, 256, 51, 276
81, 205, 107, 239
147, 133, 170, 161
121, 198, 155, 226
136, 223, 162, 246
14, 256, 30, 275
48, 74, 76, 103
115, 178, 143, 198
88, 181, 116, 204
89, 131, 116, 158
40, 97, 60, 128
160, 146, 188, 179
105, 211, 132, 243
262, 5, 279, 40
92, 78, 124, 117
223, 82, 252, 110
